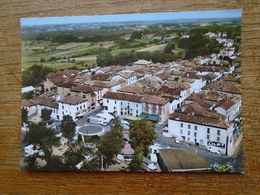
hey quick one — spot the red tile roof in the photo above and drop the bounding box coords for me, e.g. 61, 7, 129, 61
71, 84, 95, 95
57, 82, 76, 88
203, 81, 241, 94
59, 95, 87, 105
169, 103, 228, 129
103, 92, 143, 102
91, 73, 111, 81
221, 100, 235, 110
156, 73, 170, 80
142, 95, 169, 105
186, 94, 211, 109
50, 76, 65, 85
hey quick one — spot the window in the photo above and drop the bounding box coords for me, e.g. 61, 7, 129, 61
180, 123, 183, 128
200, 139, 203, 145
188, 124, 191, 129
188, 137, 190, 141
188, 131, 190, 136
180, 129, 183, 134
121, 102, 122, 105
217, 130, 220, 136
107, 100, 109, 103
194, 132, 197, 137
207, 135, 210, 139
195, 126, 197, 130
62, 106, 64, 109
115, 101, 117, 104
80, 106, 82, 109
207, 128, 210, 134
217, 137, 220, 142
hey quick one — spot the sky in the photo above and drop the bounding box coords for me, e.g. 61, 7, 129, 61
21, 9, 242, 26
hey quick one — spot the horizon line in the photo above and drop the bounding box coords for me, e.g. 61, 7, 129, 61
21, 9, 242, 27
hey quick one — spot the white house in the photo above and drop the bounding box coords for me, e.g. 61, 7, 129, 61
103, 92, 143, 117
58, 96, 88, 121
103, 92, 170, 122
168, 103, 237, 155
214, 99, 241, 121
111, 72, 137, 85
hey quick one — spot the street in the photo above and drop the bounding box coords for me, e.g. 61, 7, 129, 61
154, 121, 244, 173
76, 107, 111, 133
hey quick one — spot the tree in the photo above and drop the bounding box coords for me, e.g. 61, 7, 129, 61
22, 91, 34, 100
24, 123, 60, 148
129, 146, 143, 172
21, 107, 28, 124
41, 108, 52, 121
130, 31, 143, 40
60, 115, 76, 141
96, 52, 114, 67
98, 118, 124, 163
40, 58, 46, 62
129, 118, 156, 157
113, 51, 136, 66
22, 64, 53, 87
42, 155, 64, 171
164, 41, 176, 54
80, 157, 100, 171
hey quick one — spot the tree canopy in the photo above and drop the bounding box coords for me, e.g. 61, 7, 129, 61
41, 108, 52, 121
129, 118, 156, 157
98, 118, 124, 163
21, 108, 28, 124
129, 146, 143, 172
60, 115, 76, 140
96, 52, 114, 67
178, 29, 223, 59
24, 123, 60, 148
22, 65, 53, 87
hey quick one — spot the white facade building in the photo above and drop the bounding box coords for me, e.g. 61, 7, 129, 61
58, 96, 88, 121
168, 103, 237, 155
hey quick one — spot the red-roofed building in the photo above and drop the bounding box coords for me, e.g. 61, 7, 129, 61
215, 99, 241, 121
168, 102, 239, 155
117, 143, 135, 162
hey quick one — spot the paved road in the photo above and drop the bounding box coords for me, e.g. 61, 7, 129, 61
154, 121, 244, 173
76, 107, 111, 133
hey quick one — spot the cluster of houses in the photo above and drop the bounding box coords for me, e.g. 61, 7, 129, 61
22, 31, 242, 157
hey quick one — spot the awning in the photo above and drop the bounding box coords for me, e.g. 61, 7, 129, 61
125, 115, 142, 121
139, 113, 159, 122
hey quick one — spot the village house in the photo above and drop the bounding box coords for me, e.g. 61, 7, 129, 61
111, 72, 137, 85
214, 98, 241, 121
103, 91, 170, 122
43, 76, 65, 92
58, 96, 88, 121
70, 84, 96, 111
22, 96, 58, 120
168, 102, 239, 155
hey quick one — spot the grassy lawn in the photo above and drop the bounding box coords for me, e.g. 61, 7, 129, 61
22, 62, 90, 71
110, 48, 133, 55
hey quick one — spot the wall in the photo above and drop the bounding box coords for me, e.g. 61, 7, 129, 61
0, 0, 259, 194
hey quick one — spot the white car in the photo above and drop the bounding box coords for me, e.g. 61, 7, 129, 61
175, 138, 180, 144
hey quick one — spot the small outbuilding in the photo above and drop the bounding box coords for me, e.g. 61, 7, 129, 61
158, 148, 211, 172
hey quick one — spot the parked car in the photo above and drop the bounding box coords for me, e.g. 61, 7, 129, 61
175, 138, 180, 144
